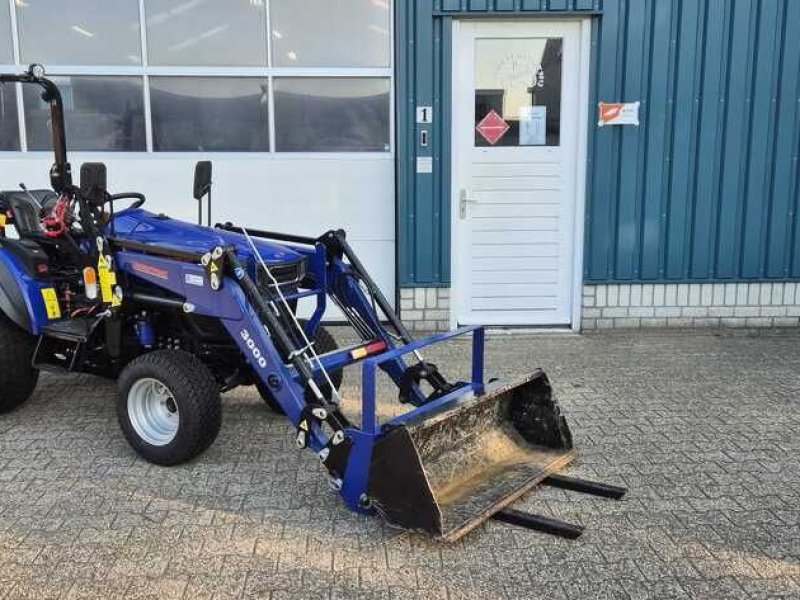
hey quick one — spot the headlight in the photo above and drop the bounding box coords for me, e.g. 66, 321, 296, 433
256, 257, 308, 291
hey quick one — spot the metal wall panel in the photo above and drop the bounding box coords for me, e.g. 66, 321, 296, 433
398, 0, 800, 285
586, 0, 800, 282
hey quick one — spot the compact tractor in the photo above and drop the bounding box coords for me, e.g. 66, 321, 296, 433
0, 65, 625, 540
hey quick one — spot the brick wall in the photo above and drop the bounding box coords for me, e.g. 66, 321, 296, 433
400, 283, 800, 331
399, 288, 450, 332
582, 282, 800, 329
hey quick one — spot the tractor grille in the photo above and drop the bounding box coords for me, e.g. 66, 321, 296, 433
256, 257, 308, 291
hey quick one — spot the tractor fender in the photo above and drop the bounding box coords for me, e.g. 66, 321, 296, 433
0, 255, 32, 332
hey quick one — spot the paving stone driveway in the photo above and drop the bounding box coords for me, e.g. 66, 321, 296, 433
0, 329, 799, 599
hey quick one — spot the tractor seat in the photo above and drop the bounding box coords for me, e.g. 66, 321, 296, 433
0, 190, 58, 235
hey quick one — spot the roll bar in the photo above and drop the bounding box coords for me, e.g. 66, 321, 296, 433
0, 64, 72, 194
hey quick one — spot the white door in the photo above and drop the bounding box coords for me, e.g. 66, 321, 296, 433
452, 20, 587, 326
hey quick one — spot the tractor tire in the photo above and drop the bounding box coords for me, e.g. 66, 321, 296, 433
0, 315, 39, 414
116, 350, 222, 466
257, 324, 343, 414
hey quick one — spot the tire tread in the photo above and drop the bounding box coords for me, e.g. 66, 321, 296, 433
0, 316, 39, 414
117, 350, 221, 465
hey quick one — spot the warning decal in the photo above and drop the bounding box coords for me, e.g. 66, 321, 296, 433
41, 288, 61, 320
598, 102, 640, 127
476, 110, 510, 145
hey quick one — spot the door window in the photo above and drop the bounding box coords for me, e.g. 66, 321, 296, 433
474, 37, 563, 147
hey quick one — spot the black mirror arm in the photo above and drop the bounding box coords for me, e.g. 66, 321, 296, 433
39, 79, 72, 195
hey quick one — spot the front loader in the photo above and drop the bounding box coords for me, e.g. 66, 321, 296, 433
0, 65, 625, 541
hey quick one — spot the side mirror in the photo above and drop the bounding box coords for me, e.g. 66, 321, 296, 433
193, 161, 212, 201
80, 162, 107, 207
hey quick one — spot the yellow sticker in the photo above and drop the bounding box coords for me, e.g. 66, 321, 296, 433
299, 419, 309, 432
98, 264, 113, 303
41, 288, 61, 320
0, 214, 6, 227
210, 262, 219, 273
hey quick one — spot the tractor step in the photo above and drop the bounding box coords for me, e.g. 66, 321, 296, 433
40, 317, 96, 342
33, 317, 100, 372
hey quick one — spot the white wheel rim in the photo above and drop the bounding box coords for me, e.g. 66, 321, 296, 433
127, 378, 179, 446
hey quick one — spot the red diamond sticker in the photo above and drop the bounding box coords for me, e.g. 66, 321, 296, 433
476, 110, 510, 145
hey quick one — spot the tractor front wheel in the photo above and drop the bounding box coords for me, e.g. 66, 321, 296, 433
117, 350, 222, 465
0, 315, 39, 414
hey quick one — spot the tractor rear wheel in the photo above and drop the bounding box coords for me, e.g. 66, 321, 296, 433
257, 324, 343, 414
0, 315, 39, 414
117, 350, 222, 465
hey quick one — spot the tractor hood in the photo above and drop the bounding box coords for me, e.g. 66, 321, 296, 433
107, 209, 305, 266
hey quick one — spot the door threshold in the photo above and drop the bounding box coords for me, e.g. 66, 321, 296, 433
483, 327, 579, 336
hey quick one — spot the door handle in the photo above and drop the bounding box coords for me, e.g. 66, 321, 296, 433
459, 189, 477, 219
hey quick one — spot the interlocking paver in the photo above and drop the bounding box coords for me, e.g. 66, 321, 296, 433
0, 329, 799, 598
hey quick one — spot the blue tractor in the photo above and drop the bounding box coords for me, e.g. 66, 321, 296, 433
0, 66, 624, 541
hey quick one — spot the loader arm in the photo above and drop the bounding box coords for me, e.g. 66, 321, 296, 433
197, 227, 580, 540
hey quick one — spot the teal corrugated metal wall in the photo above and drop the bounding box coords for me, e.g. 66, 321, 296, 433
588, 0, 800, 282
397, 0, 800, 286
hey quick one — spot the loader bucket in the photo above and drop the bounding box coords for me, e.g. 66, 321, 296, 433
367, 370, 576, 541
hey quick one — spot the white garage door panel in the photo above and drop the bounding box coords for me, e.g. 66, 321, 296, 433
472, 256, 561, 271
472, 217, 559, 233
472, 161, 561, 178
473, 190, 562, 205
471, 282, 561, 297
3, 154, 396, 318
472, 177, 563, 192
472, 229, 560, 245
472, 269, 559, 285
471, 243, 559, 258
471, 204, 563, 219
471, 296, 558, 311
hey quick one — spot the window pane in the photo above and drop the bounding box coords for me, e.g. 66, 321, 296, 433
0, 84, 20, 151
474, 38, 562, 147
274, 78, 390, 152
271, 0, 390, 67
150, 77, 269, 152
146, 0, 267, 66
23, 77, 145, 151
0, 2, 12, 63
17, 1, 142, 65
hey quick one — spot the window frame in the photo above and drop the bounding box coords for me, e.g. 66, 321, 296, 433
0, 0, 394, 157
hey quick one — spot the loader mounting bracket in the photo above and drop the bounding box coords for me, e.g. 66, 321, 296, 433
398, 361, 465, 405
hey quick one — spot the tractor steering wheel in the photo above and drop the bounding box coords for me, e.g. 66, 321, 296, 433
106, 192, 146, 210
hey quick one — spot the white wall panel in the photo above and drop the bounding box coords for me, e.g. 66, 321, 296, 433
0, 153, 396, 317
